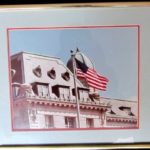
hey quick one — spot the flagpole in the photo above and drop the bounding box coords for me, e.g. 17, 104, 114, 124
71, 50, 81, 128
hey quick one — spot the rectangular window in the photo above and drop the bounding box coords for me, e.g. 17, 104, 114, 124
59, 87, 70, 100
84, 91, 89, 99
45, 115, 54, 128
86, 118, 94, 128
79, 90, 89, 102
12, 86, 20, 98
37, 84, 49, 97
65, 117, 76, 128
79, 90, 84, 101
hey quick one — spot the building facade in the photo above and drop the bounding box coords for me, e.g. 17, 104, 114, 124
11, 52, 138, 129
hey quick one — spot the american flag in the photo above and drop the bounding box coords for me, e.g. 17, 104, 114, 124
75, 58, 109, 91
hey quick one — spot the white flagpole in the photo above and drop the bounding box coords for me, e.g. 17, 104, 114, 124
71, 50, 81, 128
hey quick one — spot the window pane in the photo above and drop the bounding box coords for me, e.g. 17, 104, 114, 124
86, 118, 94, 128
59, 87, 70, 100
79, 90, 84, 100
37, 84, 49, 97
79, 90, 89, 101
65, 117, 76, 128
64, 88, 70, 99
59, 87, 64, 99
12, 86, 20, 98
45, 115, 54, 128
42, 86, 49, 97
84, 91, 89, 99
37, 85, 43, 96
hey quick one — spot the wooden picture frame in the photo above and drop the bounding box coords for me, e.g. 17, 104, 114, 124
0, 2, 149, 149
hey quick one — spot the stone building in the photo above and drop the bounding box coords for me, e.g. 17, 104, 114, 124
11, 52, 138, 129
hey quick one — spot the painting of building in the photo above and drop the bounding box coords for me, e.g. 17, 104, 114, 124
10, 51, 138, 130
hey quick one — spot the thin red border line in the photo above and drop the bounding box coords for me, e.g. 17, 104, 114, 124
7, 25, 140, 132
7, 25, 139, 31
138, 25, 140, 129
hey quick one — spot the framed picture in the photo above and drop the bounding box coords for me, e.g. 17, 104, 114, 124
0, 2, 149, 148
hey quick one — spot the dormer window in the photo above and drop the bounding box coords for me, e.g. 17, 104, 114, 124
32, 82, 49, 98
52, 85, 70, 100
47, 68, 56, 79
79, 89, 89, 102
119, 106, 134, 116
33, 65, 42, 78
61, 71, 70, 81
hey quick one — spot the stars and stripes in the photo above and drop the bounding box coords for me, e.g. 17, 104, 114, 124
75, 58, 109, 91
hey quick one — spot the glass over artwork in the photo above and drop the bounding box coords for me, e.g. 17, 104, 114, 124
8, 26, 139, 130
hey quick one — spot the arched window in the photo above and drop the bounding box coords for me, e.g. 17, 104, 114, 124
47, 68, 56, 79
61, 71, 70, 81
33, 65, 42, 77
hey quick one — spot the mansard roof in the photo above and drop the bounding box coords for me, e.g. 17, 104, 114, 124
11, 51, 85, 88
101, 97, 138, 118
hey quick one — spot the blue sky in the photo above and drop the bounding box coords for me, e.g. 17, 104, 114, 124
9, 27, 139, 101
